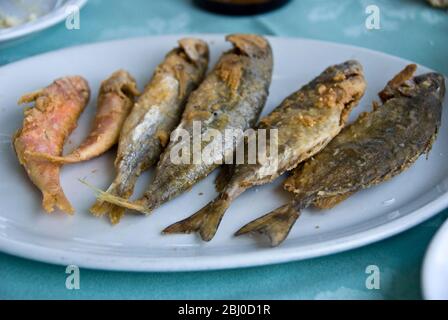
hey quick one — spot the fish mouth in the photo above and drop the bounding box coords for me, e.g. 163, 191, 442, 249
342, 60, 364, 75
376, 66, 445, 103
415, 72, 446, 100
178, 38, 210, 65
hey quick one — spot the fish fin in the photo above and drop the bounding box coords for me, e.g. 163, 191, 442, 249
215, 165, 235, 193
387, 64, 417, 88
163, 198, 231, 241
80, 179, 150, 214
313, 192, 353, 209
42, 189, 74, 215
424, 127, 438, 159
18, 89, 44, 105
235, 204, 300, 247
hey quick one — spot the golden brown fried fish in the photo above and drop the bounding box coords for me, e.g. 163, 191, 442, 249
92, 34, 273, 221
163, 60, 366, 241
14, 76, 90, 214
90, 38, 210, 224
236, 65, 445, 246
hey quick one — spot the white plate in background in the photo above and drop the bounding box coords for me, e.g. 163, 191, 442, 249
0, 35, 447, 271
422, 219, 448, 300
0, 0, 87, 42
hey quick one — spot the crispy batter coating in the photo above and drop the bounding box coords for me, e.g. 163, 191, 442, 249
90, 38, 209, 224
237, 66, 445, 246
14, 76, 90, 213
163, 60, 366, 241
93, 34, 273, 222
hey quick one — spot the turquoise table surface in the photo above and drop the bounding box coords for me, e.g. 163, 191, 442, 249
1, 0, 447, 300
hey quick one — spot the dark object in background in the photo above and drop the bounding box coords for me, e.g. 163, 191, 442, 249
193, 0, 291, 15
427, 0, 448, 7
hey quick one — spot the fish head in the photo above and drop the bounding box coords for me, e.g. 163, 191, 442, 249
313, 60, 366, 124
337, 59, 364, 76
315, 60, 366, 102
379, 65, 445, 103
101, 69, 140, 98
226, 34, 272, 58
414, 72, 446, 101
178, 38, 210, 65
322, 60, 364, 83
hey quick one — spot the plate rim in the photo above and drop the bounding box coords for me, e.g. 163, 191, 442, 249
0, 0, 88, 42
0, 34, 447, 272
1, 193, 447, 272
422, 218, 448, 300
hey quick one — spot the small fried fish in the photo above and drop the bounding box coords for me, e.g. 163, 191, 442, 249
164, 60, 366, 241
29, 70, 139, 164
94, 34, 274, 219
236, 65, 445, 246
90, 38, 209, 224
14, 76, 90, 214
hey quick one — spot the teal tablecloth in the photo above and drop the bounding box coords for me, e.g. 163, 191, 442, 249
1, 0, 447, 300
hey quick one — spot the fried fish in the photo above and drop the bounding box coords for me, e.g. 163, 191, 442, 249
163, 60, 366, 241
236, 65, 445, 246
90, 38, 209, 224
29, 70, 139, 164
93, 34, 274, 219
13, 76, 90, 214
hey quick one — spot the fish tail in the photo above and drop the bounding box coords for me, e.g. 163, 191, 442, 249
235, 204, 300, 247
108, 206, 126, 225
89, 182, 118, 217
80, 179, 150, 214
42, 189, 74, 215
91, 200, 127, 224
90, 199, 111, 217
163, 197, 231, 241
97, 192, 147, 213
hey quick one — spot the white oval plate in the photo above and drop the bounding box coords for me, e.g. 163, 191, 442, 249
422, 219, 448, 300
0, 0, 87, 42
0, 35, 447, 272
